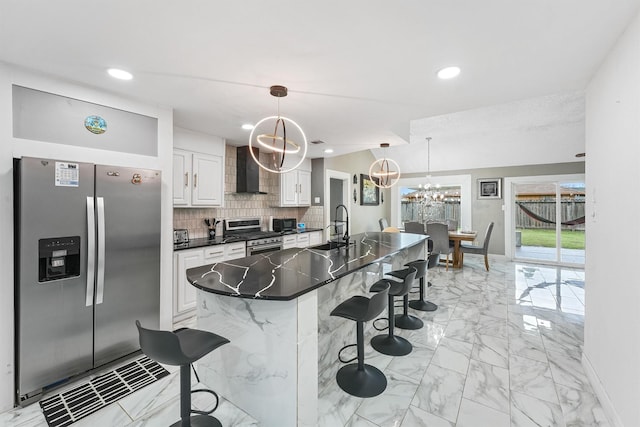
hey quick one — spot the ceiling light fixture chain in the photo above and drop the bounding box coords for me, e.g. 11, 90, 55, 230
249, 85, 308, 174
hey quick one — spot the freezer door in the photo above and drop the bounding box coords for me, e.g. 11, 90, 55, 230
15, 157, 95, 402
93, 165, 161, 367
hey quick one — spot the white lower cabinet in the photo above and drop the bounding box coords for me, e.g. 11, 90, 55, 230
282, 231, 322, 249
282, 234, 298, 250
174, 248, 204, 320
224, 242, 247, 260
296, 233, 310, 248
308, 231, 322, 246
173, 242, 247, 321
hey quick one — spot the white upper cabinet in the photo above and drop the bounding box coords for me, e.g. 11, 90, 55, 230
173, 128, 225, 207
279, 156, 312, 207
173, 149, 190, 205
192, 153, 223, 206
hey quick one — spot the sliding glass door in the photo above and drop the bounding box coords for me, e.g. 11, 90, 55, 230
507, 176, 584, 266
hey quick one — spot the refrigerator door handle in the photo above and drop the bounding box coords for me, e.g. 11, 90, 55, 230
86, 197, 96, 307
96, 197, 106, 304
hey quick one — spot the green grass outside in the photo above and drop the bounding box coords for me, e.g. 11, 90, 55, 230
518, 228, 585, 249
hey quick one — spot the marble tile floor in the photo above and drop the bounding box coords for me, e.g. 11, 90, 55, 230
2, 258, 603, 427
317, 257, 605, 427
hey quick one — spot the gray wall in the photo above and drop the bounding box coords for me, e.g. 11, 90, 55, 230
323, 151, 390, 235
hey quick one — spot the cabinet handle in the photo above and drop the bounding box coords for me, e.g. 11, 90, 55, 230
184, 173, 189, 187
194, 173, 197, 188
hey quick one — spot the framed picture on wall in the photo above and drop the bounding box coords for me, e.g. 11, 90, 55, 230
360, 174, 380, 205
478, 178, 502, 199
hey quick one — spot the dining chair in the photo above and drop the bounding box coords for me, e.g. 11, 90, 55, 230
425, 222, 453, 271
379, 218, 389, 231
404, 222, 425, 234
445, 219, 458, 231
460, 222, 494, 271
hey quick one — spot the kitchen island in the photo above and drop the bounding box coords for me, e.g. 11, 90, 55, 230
187, 232, 427, 426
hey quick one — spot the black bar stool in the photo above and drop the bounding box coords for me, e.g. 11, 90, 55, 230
330, 282, 390, 398
136, 320, 230, 427
369, 268, 416, 356
408, 252, 439, 312
387, 261, 427, 330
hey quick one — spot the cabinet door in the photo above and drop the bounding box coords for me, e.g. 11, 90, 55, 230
282, 235, 298, 249
224, 242, 247, 260
297, 233, 310, 248
192, 153, 223, 206
176, 249, 204, 315
173, 150, 191, 205
309, 231, 322, 246
280, 171, 299, 206
297, 170, 311, 206
203, 246, 225, 263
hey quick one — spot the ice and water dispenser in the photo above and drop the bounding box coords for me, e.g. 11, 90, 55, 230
38, 236, 81, 282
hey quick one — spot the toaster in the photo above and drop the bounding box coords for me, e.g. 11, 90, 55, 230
173, 229, 189, 244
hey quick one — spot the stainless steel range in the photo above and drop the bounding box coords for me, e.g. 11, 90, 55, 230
224, 218, 285, 256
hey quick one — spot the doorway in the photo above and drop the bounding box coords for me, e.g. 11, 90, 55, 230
324, 170, 351, 241
505, 175, 585, 266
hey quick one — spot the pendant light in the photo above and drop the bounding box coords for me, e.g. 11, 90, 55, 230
249, 85, 308, 174
369, 143, 401, 188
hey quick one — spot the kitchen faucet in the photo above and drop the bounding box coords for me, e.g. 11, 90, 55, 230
334, 204, 350, 248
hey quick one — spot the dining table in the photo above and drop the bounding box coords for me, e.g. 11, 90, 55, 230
448, 230, 478, 268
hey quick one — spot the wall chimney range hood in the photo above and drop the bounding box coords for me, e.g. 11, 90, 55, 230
236, 146, 267, 194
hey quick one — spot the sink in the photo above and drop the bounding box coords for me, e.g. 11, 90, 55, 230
310, 241, 347, 251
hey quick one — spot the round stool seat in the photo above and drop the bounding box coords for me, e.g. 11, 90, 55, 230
136, 321, 229, 427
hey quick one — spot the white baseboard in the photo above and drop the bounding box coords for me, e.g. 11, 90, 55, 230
582, 352, 624, 427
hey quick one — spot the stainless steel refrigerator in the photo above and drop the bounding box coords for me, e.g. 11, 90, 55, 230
14, 156, 161, 405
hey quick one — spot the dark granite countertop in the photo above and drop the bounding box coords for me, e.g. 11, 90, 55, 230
174, 228, 324, 251
186, 232, 427, 300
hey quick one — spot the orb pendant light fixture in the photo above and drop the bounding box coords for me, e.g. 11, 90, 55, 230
369, 143, 401, 188
249, 85, 308, 174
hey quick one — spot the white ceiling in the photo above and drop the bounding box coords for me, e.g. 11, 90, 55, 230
1, 1, 638, 166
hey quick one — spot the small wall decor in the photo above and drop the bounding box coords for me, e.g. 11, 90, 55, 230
84, 115, 107, 134
360, 174, 380, 206
381, 192, 384, 204
353, 174, 358, 184
353, 188, 357, 203
478, 178, 502, 199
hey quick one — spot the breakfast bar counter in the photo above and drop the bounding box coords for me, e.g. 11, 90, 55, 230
187, 232, 427, 426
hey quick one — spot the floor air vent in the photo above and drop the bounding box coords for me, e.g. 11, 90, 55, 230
39, 356, 169, 427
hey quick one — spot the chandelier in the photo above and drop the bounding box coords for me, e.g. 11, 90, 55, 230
249, 85, 308, 174
369, 143, 401, 188
418, 137, 445, 221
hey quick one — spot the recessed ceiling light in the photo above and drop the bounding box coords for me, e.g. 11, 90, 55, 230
437, 66, 461, 80
107, 68, 133, 80
242, 123, 254, 130
323, 148, 334, 154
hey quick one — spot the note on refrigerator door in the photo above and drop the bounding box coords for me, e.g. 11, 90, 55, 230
55, 161, 79, 187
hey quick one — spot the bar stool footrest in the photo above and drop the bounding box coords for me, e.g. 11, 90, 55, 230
190, 388, 220, 415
